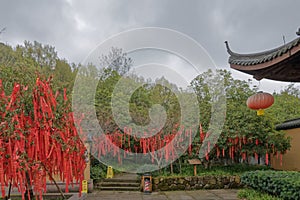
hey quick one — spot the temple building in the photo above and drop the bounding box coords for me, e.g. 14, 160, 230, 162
225, 30, 300, 82
226, 29, 300, 171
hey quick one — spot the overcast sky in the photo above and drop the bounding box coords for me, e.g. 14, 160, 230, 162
1, 0, 300, 92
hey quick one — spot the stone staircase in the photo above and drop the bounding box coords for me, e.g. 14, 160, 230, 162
95, 173, 141, 191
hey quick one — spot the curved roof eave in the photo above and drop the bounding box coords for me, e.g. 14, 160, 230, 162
225, 37, 300, 67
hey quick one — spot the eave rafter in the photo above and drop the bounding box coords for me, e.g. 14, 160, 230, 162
225, 31, 300, 82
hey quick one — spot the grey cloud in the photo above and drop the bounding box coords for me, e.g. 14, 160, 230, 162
1, 0, 300, 91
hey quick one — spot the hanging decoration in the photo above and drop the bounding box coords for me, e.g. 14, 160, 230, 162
246, 91, 274, 115
0, 78, 86, 200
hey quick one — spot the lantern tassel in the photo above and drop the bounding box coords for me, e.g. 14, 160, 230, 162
257, 109, 264, 116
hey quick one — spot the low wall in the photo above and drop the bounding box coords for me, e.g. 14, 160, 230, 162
271, 127, 300, 171
46, 180, 93, 193
152, 175, 243, 191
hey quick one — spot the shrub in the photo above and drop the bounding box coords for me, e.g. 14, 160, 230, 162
238, 188, 283, 200
90, 165, 107, 179
241, 170, 300, 200
90, 156, 107, 179
152, 163, 270, 177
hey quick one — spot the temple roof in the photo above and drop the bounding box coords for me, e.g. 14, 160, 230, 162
276, 118, 300, 130
225, 32, 300, 82
226, 37, 300, 66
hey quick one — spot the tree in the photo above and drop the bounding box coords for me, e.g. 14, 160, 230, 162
0, 43, 37, 94
20, 41, 58, 69
0, 77, 86, 200
52, 59, 77, 93
0, 40, 86, 200
95, 69, 121, 133
0, 27, 5, 35
99, 47, 132, 76
91, 48, 201, 171
190, 69, 290, 166
0, 42, 77, 99
268, 84, 300, 124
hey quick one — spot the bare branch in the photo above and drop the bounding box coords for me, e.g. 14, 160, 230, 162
0, 27, 6, 35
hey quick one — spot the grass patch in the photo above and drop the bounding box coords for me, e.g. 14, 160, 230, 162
238, 188, 283, 200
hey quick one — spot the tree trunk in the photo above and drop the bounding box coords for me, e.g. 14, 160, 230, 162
7, 180, 12, 200
25, 172, 33, 200
41, 162, 67, 199
178, 158, 182, 174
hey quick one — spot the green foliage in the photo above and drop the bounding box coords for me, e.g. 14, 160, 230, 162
152, 163, 270, 177
241, 170, 300, 200
0, 41, 78, 121
52, 59, 77, 92
90, 156, 107, 179
95, 69, 122, 133
268, 85, 300, 124
0, 43, 37, 93
1, 40, 298, 176
95, 69, 182, 134
20, 40, 58, 69
0, 42, 77, 94
238, 188, 283, 200
99, 47, 132, 76
90, 165, 106, 180
90, 155, 125, 179
190, 69, 292, 163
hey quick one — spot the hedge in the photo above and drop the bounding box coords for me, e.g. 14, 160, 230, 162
238, 188, 283, 200
241, 170, 300, 200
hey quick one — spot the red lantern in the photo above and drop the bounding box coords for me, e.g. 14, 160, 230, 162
246, 91, 274, 115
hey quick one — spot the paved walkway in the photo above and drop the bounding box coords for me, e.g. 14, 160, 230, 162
86, 189, 239, 200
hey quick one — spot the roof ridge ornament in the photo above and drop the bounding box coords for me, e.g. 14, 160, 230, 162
297, 28, 300, 36
224, 41, 235, 55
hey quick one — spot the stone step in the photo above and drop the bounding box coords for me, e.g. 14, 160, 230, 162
100, 182, 140, 187
95, 173, 142, 191
100, 186, 140, 191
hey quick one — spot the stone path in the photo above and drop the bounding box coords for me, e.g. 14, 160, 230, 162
86, 189, 239, 200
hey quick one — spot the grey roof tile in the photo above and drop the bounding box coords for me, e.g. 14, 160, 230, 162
276, 118, 300, 130
225, 37, 300, 66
